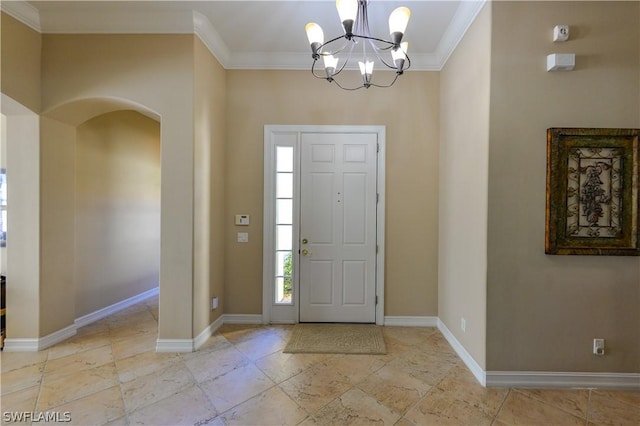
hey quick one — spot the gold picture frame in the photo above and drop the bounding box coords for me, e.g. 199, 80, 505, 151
545, 128, 639, 255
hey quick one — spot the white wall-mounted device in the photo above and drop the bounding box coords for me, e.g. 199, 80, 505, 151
547, 53, 575, 72
235, 214, 250, 225
553, 24, 570, 42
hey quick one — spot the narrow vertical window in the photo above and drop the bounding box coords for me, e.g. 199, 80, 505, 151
275, 147, 294, 304
0, 169, 6, 247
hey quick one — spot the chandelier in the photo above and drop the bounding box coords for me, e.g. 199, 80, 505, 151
305, 0, 411, 90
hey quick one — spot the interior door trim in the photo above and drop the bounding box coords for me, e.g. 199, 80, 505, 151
262, 125, 386, 325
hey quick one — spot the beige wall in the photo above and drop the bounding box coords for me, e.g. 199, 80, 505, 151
193, 38, 226, 335
3, 101, 40, 339
225, 70, 440, 317
0, 13, 41, 113
39, 117, 76, 335
487, 1, 640, 372
439, 3, 492, 368
40, 34, 196, 339
75, 110, 160, 318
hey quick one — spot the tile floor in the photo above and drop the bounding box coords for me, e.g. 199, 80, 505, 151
1, 295, 639, 425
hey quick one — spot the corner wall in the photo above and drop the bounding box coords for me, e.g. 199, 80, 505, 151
487, 1, 640, 373
193, 38, 226, 336
439, 2, 492, 369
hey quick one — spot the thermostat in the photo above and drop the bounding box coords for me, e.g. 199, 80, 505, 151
235, 214, 250, 226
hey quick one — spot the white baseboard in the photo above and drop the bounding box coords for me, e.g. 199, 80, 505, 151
2, 338, 40, 352
437, 319, 486, 386
75, 287, 159, 328
486, 371, 640, 390
3, 323, 77, 352
384, 316, 438, 327
194, 315, 224, 350
156, 339, 194, 353
3, 287, 159, 352
222, 314, 263, 324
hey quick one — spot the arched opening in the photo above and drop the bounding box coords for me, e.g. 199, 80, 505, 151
2, 95, 162, 350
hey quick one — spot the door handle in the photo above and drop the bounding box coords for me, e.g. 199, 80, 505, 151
302, 238, 308, 244
301, 249, 312, 256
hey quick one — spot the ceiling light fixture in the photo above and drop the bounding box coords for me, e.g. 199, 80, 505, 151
305, 0, 411, 90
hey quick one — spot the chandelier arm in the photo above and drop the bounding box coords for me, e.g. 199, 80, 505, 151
332, 79, 366, 91
329, 38, 357, 78
317, 35, 350, 56
368, 72, 401, 88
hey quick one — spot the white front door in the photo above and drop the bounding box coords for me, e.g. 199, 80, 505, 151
299, 132, 378, 323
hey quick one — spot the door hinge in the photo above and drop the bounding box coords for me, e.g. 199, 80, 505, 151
376, 193, 379, 203
376, 245, 379, 254
375, 295, 378, 305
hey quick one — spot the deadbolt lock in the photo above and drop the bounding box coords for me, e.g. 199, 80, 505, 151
302, 238, 308, 244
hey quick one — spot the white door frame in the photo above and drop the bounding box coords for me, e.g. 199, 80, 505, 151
262, 125, 386, 325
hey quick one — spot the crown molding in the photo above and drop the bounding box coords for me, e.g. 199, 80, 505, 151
0, 0, 41, 32
193, 11, 230, 68
1, 0, 485, 71
435, 0, 487, 68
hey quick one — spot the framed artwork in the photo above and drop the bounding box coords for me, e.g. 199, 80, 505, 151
545, 128, 639, 255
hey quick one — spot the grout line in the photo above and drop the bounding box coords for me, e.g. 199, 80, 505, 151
491, 388, 511, 425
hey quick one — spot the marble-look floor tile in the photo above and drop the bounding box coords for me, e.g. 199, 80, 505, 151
220, 386, 308, 426
495, 389, 585, 425
405, 387, 495, 426
0, 385, 39, 414
279, 362, 354, 413
45, 385, 124, 426
183, 334, 233, 359
216, 324, 264, 345
108, 318, 158, 342
44, 345, 114, 379
199, 363, 274, 413
116, 351, 181, 383
128, 384, 216, 426
47, 331, 111, 361
592, 389, 640, 408
111, 331, 158, 361
323, 354, 385, 385
0, 351, 48, 373
184, 345, 248, 383
1, 363, 45, 395
121, 363, 195, 413
388, 348, 457, 386
311, 387, 400, 425
255, 351, 330, 384
37, 363, 119, 411
588, 390, 640, 426
233, 331, 287, 361
516, 388, 589, 420
435, 364, 508, 418
75, 319, 110, 337
381, 326, 437, 346
357, 365, 432, 415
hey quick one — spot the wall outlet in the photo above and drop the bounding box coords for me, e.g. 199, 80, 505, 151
593, 338, 605, 356
211, 296, 219, 311
461, 317, 466, 333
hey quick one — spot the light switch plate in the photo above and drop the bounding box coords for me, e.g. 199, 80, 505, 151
237, 232, 249, 243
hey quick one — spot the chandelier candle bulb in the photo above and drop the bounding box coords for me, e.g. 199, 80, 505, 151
305, 23, 324, 57
336, 0, 358, 36
389, 6, 411, 45
392, 42, 409, 72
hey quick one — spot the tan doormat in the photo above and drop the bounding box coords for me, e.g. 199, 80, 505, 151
284, 324, 386, 355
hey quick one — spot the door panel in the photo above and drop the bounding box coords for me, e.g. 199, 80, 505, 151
299, 132, 377, 323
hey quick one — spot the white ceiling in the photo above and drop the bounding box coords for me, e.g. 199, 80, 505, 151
2, 0, 486, 70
